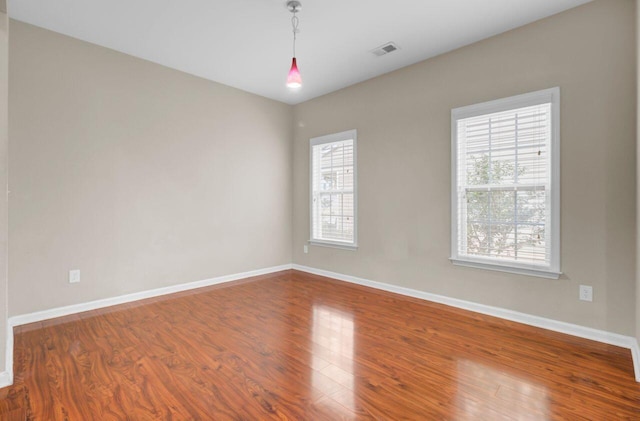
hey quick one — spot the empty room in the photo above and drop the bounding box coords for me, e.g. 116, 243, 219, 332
0, 0, 639, 419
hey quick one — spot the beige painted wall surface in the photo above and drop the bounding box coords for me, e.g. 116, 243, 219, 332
636, 0, 640, 345
293, 0, 636, 335
0, 0, 8, 376
9, 21, 293, 316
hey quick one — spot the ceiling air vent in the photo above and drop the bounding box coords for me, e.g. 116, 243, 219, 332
371, 42, 400, 57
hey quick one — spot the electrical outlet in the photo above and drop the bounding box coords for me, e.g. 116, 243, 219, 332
579, 285, 593, 302
303, 245, 308, 254
69, 269, 81, 284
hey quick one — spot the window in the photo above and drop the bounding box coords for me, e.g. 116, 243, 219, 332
451, 88, 560, 279
310, 130, 357, 249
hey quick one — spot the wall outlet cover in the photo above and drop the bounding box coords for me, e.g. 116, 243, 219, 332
579, 285, 593, 302
69, 269, 81, 284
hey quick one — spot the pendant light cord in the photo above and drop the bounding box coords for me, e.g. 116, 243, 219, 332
291, 10, 299, 57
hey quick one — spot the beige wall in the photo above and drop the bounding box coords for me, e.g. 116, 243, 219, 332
9, 21, 293, 316
293, 0, 637, 335
637, 0, 640, 346
0, 0, 7, 379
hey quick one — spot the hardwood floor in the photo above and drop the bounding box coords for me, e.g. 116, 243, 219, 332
0, 269, 639, 419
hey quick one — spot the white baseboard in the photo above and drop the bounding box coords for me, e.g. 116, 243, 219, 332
3, 319, 12, 388
292, 264, 640, 382
631, 339, 640, 382
0, 370, 10, 389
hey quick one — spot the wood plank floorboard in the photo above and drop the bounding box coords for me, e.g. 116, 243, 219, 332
0, 269, 639, 419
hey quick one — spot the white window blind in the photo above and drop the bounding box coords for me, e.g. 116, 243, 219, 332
310, 130, 357, 249
451, 88, 560, 279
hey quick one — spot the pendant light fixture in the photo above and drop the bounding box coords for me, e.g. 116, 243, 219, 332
286, 1, 302, 89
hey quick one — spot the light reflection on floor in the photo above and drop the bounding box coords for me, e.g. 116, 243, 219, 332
311, 305, 356, 413
456, 359, 550, 420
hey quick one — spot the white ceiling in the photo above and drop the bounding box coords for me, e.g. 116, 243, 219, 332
9, 0, 592, 105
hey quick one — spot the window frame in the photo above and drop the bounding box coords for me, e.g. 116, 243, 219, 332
450, 88, 561, 279
309, 129, 358, 250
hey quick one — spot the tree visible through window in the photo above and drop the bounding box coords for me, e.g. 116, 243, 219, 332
464, 154, 546, 261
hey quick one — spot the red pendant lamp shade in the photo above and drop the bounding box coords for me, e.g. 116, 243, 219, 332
287, 57, 302, 88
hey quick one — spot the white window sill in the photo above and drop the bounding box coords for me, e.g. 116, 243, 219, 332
309, 240, 358, 251
450, 258, 561, 279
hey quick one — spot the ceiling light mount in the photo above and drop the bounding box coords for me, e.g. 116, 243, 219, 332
286, 0, 302, 89
286, 1, 301, 14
